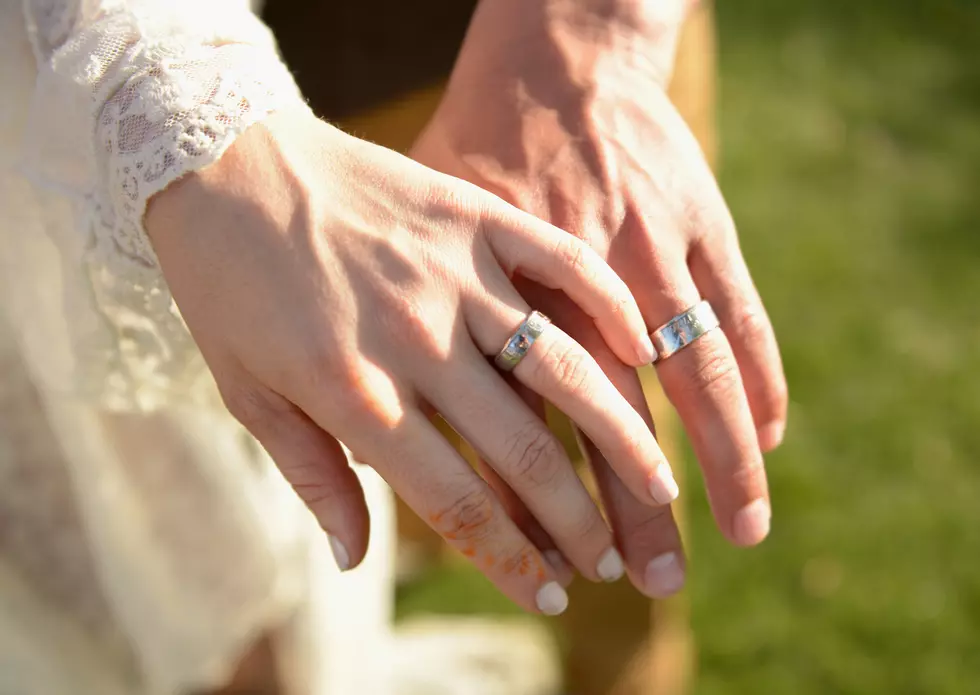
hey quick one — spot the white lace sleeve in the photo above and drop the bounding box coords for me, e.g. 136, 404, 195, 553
19, 0, 310, 410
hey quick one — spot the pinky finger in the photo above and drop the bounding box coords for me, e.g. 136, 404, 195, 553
225, 383, 370, 571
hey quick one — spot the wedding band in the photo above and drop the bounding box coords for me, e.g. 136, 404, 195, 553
650, 300, 720, 363
495, 310, 552, 372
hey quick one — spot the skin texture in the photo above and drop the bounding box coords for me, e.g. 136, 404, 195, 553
145, 108, 679, 614
412, 0, 788, 598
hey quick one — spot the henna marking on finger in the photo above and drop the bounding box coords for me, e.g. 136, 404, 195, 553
428, 498, 493, 534
501, 547, 546, 579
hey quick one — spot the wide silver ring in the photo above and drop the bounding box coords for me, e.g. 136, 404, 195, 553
494, 310, 552, 372
650, 300, 720, 363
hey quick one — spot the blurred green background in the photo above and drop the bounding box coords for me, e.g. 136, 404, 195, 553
397, 1, 980, 693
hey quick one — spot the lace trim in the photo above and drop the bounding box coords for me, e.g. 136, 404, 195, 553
86, 44, 309, 410
21, 0, 309, 409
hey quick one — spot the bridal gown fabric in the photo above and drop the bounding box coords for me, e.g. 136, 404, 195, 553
0, 1, 398, 693
0, 2, 561, 693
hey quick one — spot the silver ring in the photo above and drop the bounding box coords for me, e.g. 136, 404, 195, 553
495, 310, 552, 372
650, 300, 720, 363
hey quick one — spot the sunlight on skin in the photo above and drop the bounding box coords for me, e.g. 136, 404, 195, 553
349, 356, 405, 429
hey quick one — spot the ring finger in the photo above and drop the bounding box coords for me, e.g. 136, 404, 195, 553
627, 250, 770, 546
463, 287, 680, 509
422, 342, 623, 583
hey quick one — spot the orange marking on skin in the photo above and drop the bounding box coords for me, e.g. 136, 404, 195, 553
461, 545, 477, 558
501, 549, 547, 579
426, 493, 496, 543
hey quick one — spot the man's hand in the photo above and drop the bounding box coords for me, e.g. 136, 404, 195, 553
413, 0, 787, 597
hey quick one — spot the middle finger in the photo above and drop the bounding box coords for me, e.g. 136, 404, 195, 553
463, 290, 680, 509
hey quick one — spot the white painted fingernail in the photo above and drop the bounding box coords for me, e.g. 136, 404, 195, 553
649, 463, 680, 505
732, 498, 771, 546
644, 552, 686, 597
596, 547, 625, 582
536, 581, 569, 616
328, 534, 351, 571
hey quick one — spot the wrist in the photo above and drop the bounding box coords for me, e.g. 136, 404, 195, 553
452, 0, 686, 96
472, 0, 686, 46
543, 0, 687, 40
146, 108, 322, 246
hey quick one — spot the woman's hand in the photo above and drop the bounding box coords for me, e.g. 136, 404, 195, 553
146, 108, 679, 614
412, 0, 788, 596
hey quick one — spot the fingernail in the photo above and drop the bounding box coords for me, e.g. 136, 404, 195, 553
758, 420, 786, 451
643, 553, 684, 598
544, 549, 575, 586
536, 581, 569, 616
644, 552, 686, 597
328, 534, 351, 571
637, 334, 657, 364
596, 547, 625, 582
732, 498, 771, 546
649, 463, 680, 505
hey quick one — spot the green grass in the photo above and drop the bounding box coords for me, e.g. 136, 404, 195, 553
692, 2, 980, 693
398, 1, 980, 692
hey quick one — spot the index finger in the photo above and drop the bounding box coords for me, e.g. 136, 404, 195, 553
485, 203, 656, 367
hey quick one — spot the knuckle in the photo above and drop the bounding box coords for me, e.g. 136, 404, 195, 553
730, 455, 768, 492
378, 291, 448, 362
573, 506, 609, 545
620, 506, 676, 549
426, 180, 481, 224
308, 358, 388, 428
541, 343, 592, 396
728, 305, 772, 345
607, 290, 632, 322
684, 347, 741, 398
727, 308, 788, 412
503, 424, 566, 490
681, 193, 712, 239
291, 477, 339, 512
313, 358, 364, 411
222, 384, 278, 432
558, 237, 598, 284
297, 339, 346, 393
681, 179, 730, 241
431, 487, 496, 543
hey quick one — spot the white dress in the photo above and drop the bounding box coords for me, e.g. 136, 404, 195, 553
0, 1, 394, 693
0, 2, 560, 694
